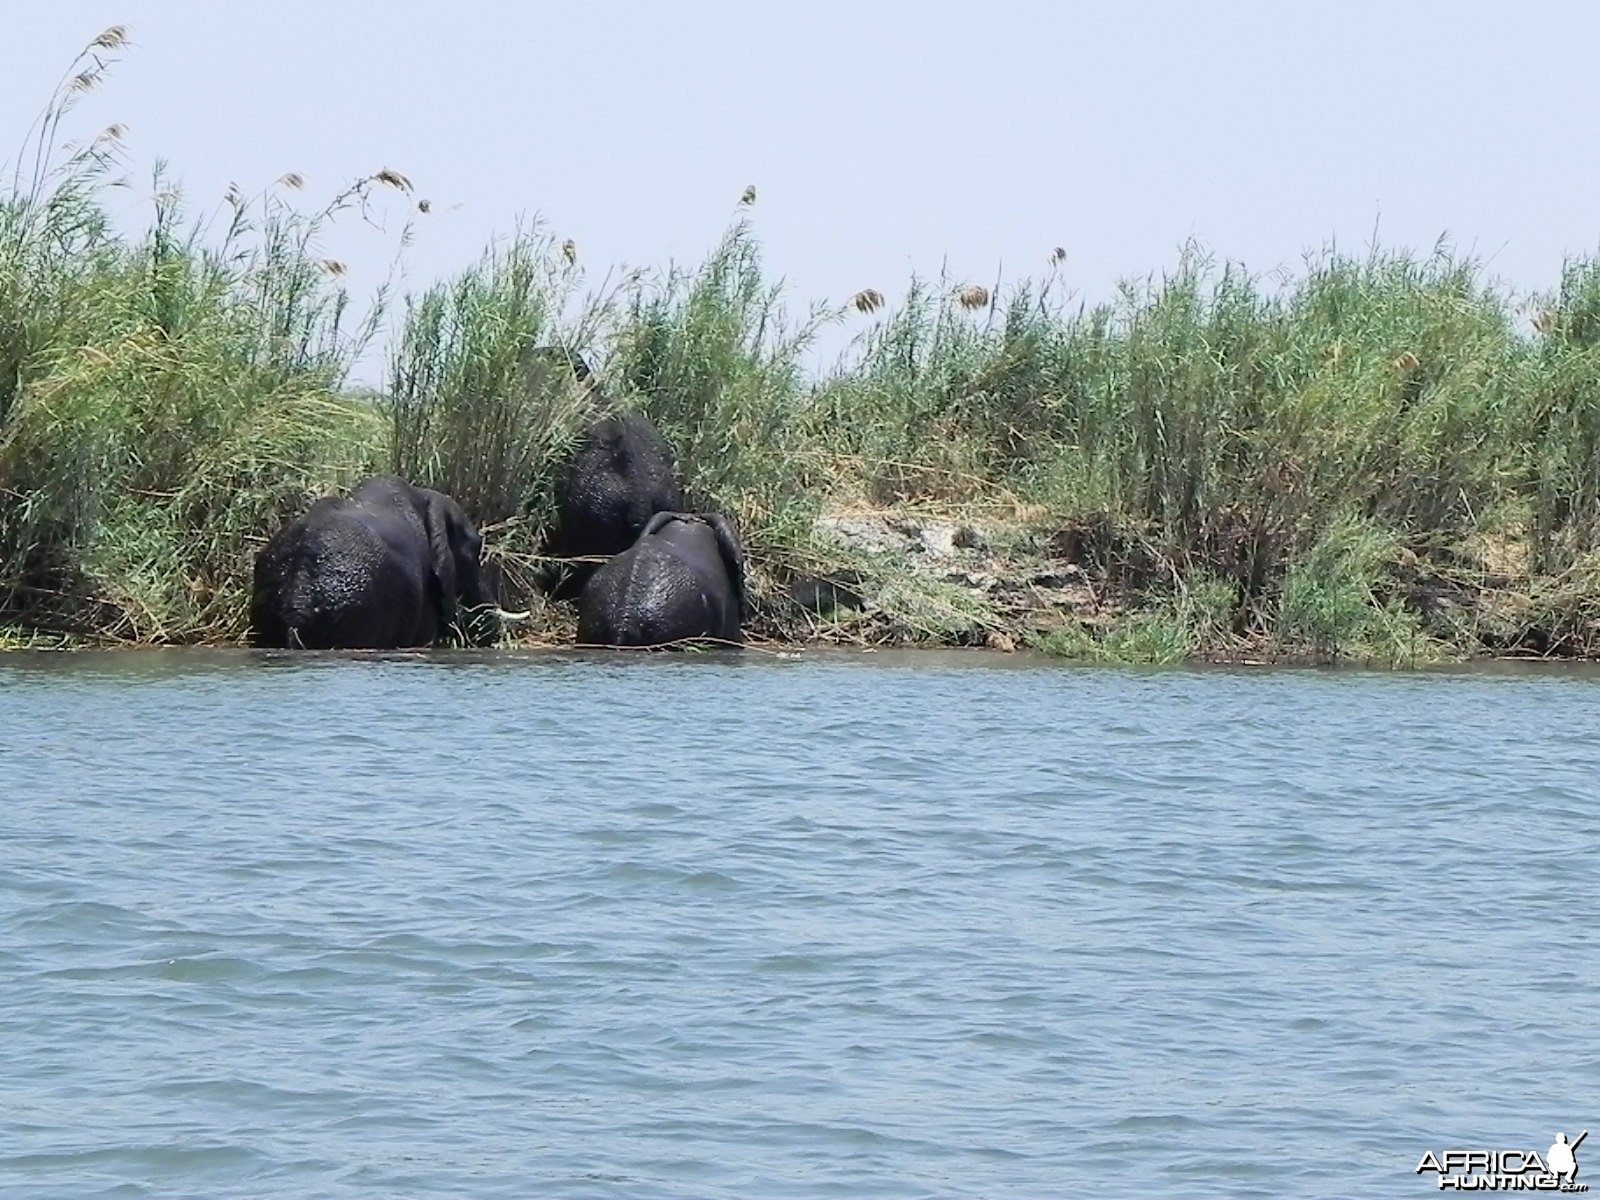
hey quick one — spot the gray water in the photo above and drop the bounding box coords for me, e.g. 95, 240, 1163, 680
1, 649, 1596, 1199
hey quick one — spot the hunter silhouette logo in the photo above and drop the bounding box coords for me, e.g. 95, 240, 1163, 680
1551, 1134, 1583, 1189
1416, 1129, 1588, 1191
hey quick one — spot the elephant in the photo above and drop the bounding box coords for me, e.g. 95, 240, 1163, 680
547, 411, 684, 599
250, 475, 501, 649
576, 511, 747, 648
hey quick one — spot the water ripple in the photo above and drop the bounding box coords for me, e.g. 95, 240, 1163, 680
1, 651, 1597, 1198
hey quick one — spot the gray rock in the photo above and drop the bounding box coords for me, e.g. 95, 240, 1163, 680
945, 570, 996, 590
917, 522, 959, 558
954, 524, 987, 551
814, 515, 904, 555
783, 573, 866, 614
1030, 566, 1088, 589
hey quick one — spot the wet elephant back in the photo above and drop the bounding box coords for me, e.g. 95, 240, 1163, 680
650, 522, 729, 591
560, 416, 681, 557
578, 532, 737, 647
270, 504, 432, 648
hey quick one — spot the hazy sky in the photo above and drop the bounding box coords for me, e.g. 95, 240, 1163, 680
7, 2, 1599, 377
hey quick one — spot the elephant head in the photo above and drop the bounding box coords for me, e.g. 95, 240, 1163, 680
533, 346, 684, 602
548, 414, 684, 599
420, 486, 496, 644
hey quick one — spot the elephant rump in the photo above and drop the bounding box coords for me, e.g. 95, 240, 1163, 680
576, 540, 739, 649
250, 504, 433, 649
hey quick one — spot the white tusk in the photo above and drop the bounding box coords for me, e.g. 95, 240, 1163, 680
490, 607, 532, 622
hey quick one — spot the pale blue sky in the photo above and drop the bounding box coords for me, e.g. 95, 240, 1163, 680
8, 1, 1598, 378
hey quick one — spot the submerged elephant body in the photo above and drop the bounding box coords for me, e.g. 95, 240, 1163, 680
250, 475, 494, 649
549, 413, 683, 599
577, 512, 746, 648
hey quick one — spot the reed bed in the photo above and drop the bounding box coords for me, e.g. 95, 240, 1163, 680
2, 30, 1597, 660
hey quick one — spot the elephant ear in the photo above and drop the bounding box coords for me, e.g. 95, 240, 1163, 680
422, 490, 460, 631
706, 514, 748, 619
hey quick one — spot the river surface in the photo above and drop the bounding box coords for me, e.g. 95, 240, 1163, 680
1, 649, 1596, 1199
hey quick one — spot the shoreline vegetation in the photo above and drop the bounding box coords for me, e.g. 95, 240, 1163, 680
5, 30, 1600, 665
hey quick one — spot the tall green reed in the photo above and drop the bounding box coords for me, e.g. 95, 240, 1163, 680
0, 30, 399, 639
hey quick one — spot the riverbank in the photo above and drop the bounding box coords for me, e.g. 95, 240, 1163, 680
3, 212, 1597, 665
420, 498, 1576, 668
741, 505, 1577, 666
0, 505, 1576, 666
3, 203, 1596, 665
3, 32, 1600, 664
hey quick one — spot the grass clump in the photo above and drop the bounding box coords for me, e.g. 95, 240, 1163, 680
1274, 515, 1438, 665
